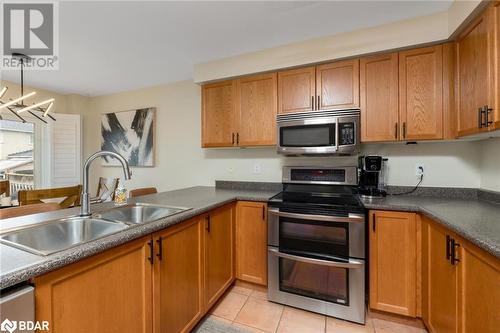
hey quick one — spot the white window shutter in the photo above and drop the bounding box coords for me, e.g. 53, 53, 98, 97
51, 114, 82, 187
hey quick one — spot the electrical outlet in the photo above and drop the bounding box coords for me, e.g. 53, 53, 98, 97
253, 163, 262, 174
415, 164, 425, 177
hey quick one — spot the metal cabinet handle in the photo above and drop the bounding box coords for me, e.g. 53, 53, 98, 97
205, 215, 211, 233
486, 105, 493, 126
268, 208, 364, 223
147, 239, 154, 265
450, 238, 460, 265
402, 122, 406, 139
372, 213, 376, 232
312, 96, 315, 110
268, 247, 364, 269
446, 235, 451, 261
232, 133, 235, 145
156, 236, 163, 260
236, 133, 239, 145
395, 123, 398, 140
478, 107, 484, 128
262, 205, 265, 220
317, 96, 320, 110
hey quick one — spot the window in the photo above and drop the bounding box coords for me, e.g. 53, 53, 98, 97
0, 120, 35, 199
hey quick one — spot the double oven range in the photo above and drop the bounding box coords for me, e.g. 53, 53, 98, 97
267, 166, 366, 324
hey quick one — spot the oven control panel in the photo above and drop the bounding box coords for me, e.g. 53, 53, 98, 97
282, 166, 358, 185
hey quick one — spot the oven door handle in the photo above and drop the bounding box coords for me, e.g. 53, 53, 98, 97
268, 208, 364, 223
268, 247, 364, 269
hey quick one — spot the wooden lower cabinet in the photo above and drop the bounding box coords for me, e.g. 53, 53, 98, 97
236, 201, 267, 285
35, 236, 153, 333
369, 210, 417, 317
153, 217, 204, 333
458, 238, 500, 333
203, 204, 235, 309
421, 216, 458, 333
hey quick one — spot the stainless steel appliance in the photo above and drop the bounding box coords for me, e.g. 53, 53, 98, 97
0, 285, 35, 333
267, 166, 366, 324
276, 109, 360, 156
358, 155, 387, 198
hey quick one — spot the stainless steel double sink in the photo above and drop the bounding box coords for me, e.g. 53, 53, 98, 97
0, 203, 191, 256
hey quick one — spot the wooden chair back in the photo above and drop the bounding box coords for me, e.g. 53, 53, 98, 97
129, 187, 158, 198
0, 202, 62, 219
0, 180, 9, 197
18, 185, 82, 208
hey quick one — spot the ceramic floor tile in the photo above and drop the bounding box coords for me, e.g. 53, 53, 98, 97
372, 319, 428, 333
193, 315, 234, 333
231, 285, 254, 296
211, 292, 249, 321
326, 317, 375, 333
276, 306, 326, 333
249, 289, 268, 301
232, 322, 268, 333
234, 297, 284, 333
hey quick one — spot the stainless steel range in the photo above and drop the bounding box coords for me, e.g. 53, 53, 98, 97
267, 166, 366, 324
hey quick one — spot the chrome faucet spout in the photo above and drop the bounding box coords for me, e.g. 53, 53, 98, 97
80, 151, 132, 216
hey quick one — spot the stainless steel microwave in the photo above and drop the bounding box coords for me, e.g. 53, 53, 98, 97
276, 109, 360, 156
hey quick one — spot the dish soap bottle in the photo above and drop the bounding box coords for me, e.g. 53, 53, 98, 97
114, 184, 128, 205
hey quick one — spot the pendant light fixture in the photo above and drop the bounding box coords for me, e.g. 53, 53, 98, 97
0, 53, 56, 124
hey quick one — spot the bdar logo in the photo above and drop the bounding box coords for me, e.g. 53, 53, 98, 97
0, 319, 17, 333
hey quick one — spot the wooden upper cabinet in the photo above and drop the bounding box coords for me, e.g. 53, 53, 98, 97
456, 7, 495, 136
316, 59, 360, 110
202, 80, 235, 147
458, 237, 500, 333
369, 210, 417, 317
492, 1, 500, 130
235, 73, 277, 146
35, 236, 153, 333
153, 218, 204, 333
360, 53, 399, 142
204, 205, 235, 309
277, 66, 316, 114
422, 217, 458, 333
399, 45, 443, 140
236, 201, 267, 286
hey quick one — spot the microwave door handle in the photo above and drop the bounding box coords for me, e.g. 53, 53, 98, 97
335, 117, 339, 152
268, 247, 364, 269
268, 208, 364, 223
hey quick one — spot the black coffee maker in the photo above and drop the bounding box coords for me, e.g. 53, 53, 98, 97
358, 155, 387, 198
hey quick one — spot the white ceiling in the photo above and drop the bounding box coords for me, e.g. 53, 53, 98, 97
1, 1, 453, 96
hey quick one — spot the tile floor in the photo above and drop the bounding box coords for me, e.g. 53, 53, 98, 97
193, 282, 428, 333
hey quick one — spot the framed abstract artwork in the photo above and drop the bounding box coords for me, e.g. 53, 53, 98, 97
101, 107, 155, 167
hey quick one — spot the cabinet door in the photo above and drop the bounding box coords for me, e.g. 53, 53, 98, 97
235, 73, 277, 146
360, 53, 399, 142
316, 59, 360, 110
399, 45, 443, 140
35, 236, 153, 333
236, 201, 267, 285
153, 218, 203, 333
277, 67, 316, 114
369, 210, 417, 317
492, 1, 500, 130
422, 217, 458, 333
202, 80, 236, 147
204, 204, 235, 309
456, 11, 494, 136
458, 238, 500, 333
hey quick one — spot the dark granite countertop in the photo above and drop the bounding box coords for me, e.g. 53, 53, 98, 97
362, 195, 500, 259
0, 186, 278, 289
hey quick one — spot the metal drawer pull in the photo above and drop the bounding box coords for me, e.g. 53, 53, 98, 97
268, 208, 364, 223
268, 247, 364, 269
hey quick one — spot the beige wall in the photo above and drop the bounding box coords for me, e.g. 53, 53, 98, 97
194, 0, 482, 83
480, 138, 500, 192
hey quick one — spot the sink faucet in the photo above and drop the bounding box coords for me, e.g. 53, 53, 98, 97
80, 151, 132, 216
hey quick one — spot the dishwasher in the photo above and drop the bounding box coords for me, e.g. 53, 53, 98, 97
0, 285, 35, 333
